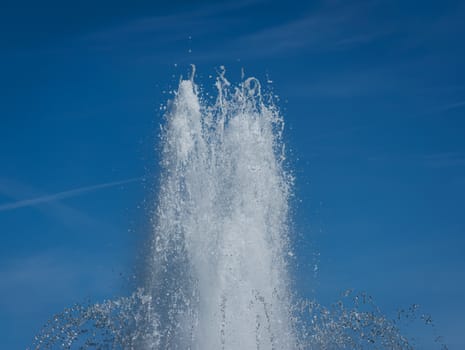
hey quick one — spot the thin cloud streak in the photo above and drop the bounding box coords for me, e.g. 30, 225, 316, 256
0, 177, 142, 212
441, 100, 465, 111
77, 0, 264, 54
225, 1, 388, 58
73, 0, 381, 62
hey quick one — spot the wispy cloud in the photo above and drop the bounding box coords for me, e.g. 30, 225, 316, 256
421, 152, 465, 168
75, 0, 265, 57
440, 100, 465, 112
222, 1, 391, 59
68, 0, 389, 63
0, 177, 141, 212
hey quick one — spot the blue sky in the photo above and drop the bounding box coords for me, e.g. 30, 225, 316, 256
1, 0, 464, 348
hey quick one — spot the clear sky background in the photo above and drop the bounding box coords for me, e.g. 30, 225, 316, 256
1, 0, 464, 348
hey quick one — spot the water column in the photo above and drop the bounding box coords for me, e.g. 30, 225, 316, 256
146, 73, 296, 349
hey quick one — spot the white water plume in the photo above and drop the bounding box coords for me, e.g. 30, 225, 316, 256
144, 69, 296, 349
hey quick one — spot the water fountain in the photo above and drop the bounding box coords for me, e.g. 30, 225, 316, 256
30, 68, 446, 350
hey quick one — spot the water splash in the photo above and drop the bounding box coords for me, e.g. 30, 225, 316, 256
143, 70, 295, 349
30, 69, 446, 350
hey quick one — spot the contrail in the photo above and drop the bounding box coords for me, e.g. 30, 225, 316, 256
0, 177, 142, 212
